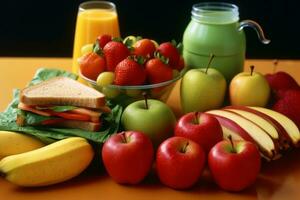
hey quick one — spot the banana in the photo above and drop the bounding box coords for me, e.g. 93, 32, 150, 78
0, 131, 45, 160
0, 137, 94, 187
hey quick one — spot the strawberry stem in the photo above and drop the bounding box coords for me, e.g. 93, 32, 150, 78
112, 37, 123, 42
228, 135, 236, 153
250, 65, 255, 76
205, 54, 215, 74
143, 92, 149, 109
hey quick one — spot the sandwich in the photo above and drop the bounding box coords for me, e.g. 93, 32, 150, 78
16, 76, 110, 131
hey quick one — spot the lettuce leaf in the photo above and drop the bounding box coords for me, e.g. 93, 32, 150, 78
36, 105, 78, 112
0, 68, 123, 144
28, 68, 78, 86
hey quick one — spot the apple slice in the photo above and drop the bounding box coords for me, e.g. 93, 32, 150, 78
250, 107, 300, 147
207, 110, 278, 160
223, 108, 282, 151
224, 108, 278, 139
225, 106, 293, 149
208, 114, 255, 143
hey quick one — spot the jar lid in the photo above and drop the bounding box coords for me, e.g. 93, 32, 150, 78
192, 2, 239, 24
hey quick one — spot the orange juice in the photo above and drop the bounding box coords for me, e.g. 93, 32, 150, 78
72, 8, 120, 74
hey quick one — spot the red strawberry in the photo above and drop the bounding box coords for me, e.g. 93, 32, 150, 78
175, 56, 185, 71
133, 39, 156, 58
97, 34, 112, 49
157, 42, 180, 68
145, 58, 173, 84
103, 41, 130, 72
272, 89, 300, 129
114, 58, 146, 86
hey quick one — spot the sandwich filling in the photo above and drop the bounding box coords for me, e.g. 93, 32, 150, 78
17, 102, 105, 131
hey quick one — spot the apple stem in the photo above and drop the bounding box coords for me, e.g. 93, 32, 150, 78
228, 135, 236, 153
142, 92, 149, 109
194, 112, 199, 124
180, 142, 189, 153
120, 132, 127, 143
205, 53, 215, 74
273, 59, 278, 73
250, 65, 255, 76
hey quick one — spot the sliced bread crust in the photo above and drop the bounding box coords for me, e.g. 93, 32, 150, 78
20, 77, 106, 109
50, 120, 101, 132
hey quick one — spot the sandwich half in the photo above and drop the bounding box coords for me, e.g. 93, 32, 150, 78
17, 76, 110, 131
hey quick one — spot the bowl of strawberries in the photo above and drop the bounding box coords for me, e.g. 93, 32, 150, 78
78, 35, 187, 106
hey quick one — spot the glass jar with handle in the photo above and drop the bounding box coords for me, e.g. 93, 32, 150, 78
183, 2, 270, 82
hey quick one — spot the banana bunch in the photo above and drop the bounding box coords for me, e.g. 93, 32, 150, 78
0, 131, 45, 160
0, 137, 94, 187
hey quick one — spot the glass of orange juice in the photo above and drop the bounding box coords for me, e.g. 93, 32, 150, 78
72, 1, 120, 74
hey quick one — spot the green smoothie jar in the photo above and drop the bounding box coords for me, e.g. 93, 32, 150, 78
183, 2, 270, 81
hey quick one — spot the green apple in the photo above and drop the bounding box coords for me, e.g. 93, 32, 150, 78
181, 67, 226, 113
121, 99, 176, 147
229, 66, 270, 107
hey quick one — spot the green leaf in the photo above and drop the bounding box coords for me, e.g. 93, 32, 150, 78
36, 105, 78, 112
112, 37, 123, 43
29, 68, 77, 86
154, 51, 169, 65
21, 111, 55, 125
93, 41, 103, 56
171, 39, 177, 47
176, 42, 183, 55
51, 106, 78, 112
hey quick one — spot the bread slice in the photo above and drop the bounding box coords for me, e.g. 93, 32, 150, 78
50, 120, 101, 132
20, 77, 106, 109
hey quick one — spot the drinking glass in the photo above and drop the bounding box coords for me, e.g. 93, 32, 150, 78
72, 1, 120, 74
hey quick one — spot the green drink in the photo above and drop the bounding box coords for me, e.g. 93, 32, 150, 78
183, 2, 270, 82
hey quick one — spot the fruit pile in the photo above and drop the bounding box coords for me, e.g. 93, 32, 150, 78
78, 35, 185, 87
104, 103, 261, 191
1, 43, 300, 194
182, 58, 300, 159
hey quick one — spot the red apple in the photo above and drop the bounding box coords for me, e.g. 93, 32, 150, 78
174, 112, 223, 153
102, 131, 154, 184
208, 137, 261, 191
156, 136, 205, 189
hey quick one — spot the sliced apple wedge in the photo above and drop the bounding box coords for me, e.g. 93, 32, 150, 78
225, 106, 293, 149
224, 108, 282, 150
208, 114, 256, 143
207, 109, 278, 160
250, 107, 300, 147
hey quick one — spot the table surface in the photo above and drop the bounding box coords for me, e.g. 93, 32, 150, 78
1, 57, 300, 200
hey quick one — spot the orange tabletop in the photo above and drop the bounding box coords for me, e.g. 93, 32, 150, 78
1, 58, 300, 200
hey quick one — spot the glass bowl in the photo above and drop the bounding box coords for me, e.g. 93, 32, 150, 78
79, 68, 187, 107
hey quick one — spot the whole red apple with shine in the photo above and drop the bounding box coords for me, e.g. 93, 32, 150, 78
208, 137, 261, 191
156, 136, 206, 189
175, 112, 223, 153
102, 131, 154, 184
